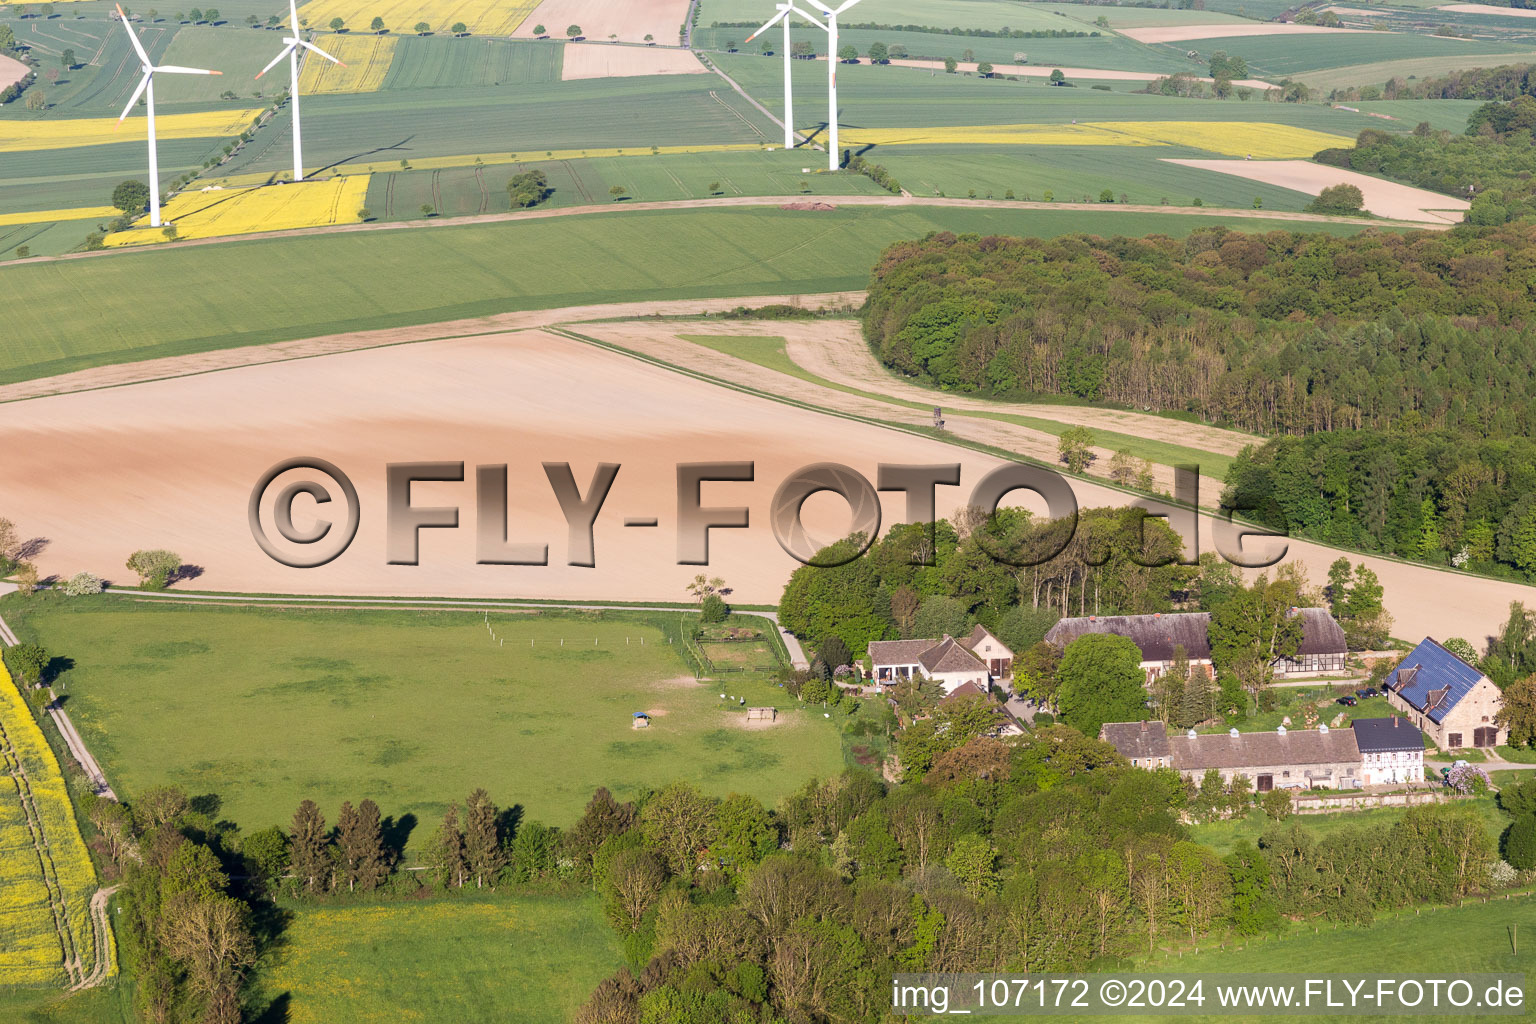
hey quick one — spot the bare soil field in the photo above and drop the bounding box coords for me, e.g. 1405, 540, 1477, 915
0, 314, 1530, 642
1163, 159, 1470, 223
513, 0, 689, 44
1118, 22, 1374, 42
560, 42, 704, 79
1436, 2, 1536, 15
0, 53, 27, 90
885, 57, 1277, 88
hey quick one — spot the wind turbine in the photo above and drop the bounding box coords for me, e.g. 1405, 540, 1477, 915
790, 0, 866, 171
113, 3, 221, 228
256, 0, 344, 183
745, 3, 799, 151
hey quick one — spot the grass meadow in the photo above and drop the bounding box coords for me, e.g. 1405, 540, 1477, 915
5, 596, 843, 849
1155, 29, 1520, 78
0, 203, 1388, 384
379, 35, 563, 90
1135, 895, 1532, 1022
0, 984, 132, 1024
254, 896, 622, 1024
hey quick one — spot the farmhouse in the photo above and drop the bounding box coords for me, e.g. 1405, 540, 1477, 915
868, 626, 1012, 695
1384, 638, 1507, 751
1099, 720, 1172, 769
1045, 609, 1347, 683
1100, 721, 1363, 790
1351, 717, 1426, 785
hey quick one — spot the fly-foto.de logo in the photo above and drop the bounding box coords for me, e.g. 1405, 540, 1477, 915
247, 459, 1288, 570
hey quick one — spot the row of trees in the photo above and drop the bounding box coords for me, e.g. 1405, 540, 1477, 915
88, 788, 259, 1024
864, 225, 1536, 438
1223, 429, 1536, 582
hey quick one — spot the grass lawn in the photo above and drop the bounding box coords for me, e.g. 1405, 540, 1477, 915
0, 985, 134, 1024
1137, 895, 1533, 1022
0, 204, 1387, 386
3, 595, 844, 849
677, 333, 1237, 477
1497, 745, 1536, 764
254, 895, 621, 1024
1190, 796, 1507, 855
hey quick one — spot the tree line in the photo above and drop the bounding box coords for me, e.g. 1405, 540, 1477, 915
1329, 61, 1536, 103
862, 225, 1536, 436
1315, 112, 1536, 225
1223, 429, 1536, 583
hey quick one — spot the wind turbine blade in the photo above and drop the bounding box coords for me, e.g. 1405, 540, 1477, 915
155, 64, 222, 74
117, 72, 150, 125
116, 3, 151, 64
835, 0, 866, 12
791, 5, 828, 29
745, 7, 787, 42
256, 44, 295, 78
288, 0, 300, 31
299, 38, 344, 65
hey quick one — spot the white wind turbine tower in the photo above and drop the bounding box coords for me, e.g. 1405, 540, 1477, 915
745, 3, 799, 151
113, 3, 222, 228
791, 0, 866, 171
256, 0, 345, 183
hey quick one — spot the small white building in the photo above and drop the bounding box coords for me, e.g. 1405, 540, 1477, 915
1350, 717, 1426, 786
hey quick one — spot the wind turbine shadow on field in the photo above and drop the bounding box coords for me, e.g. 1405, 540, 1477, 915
313, 135, 417, 178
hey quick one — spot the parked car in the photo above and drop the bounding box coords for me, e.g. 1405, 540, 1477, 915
1355, 688, 1376, 699
1337, 695, 1358, 706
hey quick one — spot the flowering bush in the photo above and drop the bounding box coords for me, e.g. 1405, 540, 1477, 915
832, 665, 852, 679
62, 572, 104, 596
1445, 762, 1490, 795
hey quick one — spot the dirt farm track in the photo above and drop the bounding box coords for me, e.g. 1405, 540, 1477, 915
0, 295, 1532, 648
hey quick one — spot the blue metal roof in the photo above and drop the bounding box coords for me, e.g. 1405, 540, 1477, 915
1389, 638, 1486, 724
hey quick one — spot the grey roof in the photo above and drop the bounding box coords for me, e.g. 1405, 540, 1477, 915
1046, 613, 1213, 662
868, 639, 936, 666
1169, 728, 1360, 771
1100, 720, 1171, 760
1351, 717, 1426, 753
1293, 608, 1348, 657
1045, 609, 1346, 663
919, 636, 989, 675
1388, 637, 1489, 724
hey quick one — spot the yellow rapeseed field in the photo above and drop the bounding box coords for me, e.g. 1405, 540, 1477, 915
297, 0, 537, 38
1090, 121, 1352, 158
0, 207, 118, 227
0, 108, 263, 153
105, 175, 372, 245
839, 121, 1350, 158
298, 33, 398, 94
0, 662, 102, 987
839, 123, 1160, 147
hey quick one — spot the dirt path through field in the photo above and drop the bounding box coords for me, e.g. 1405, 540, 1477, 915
768, 320, 1257, 456
1163, 159, 1470, 224
574, 320, 1226, 495
1118, 22, 1374, 42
